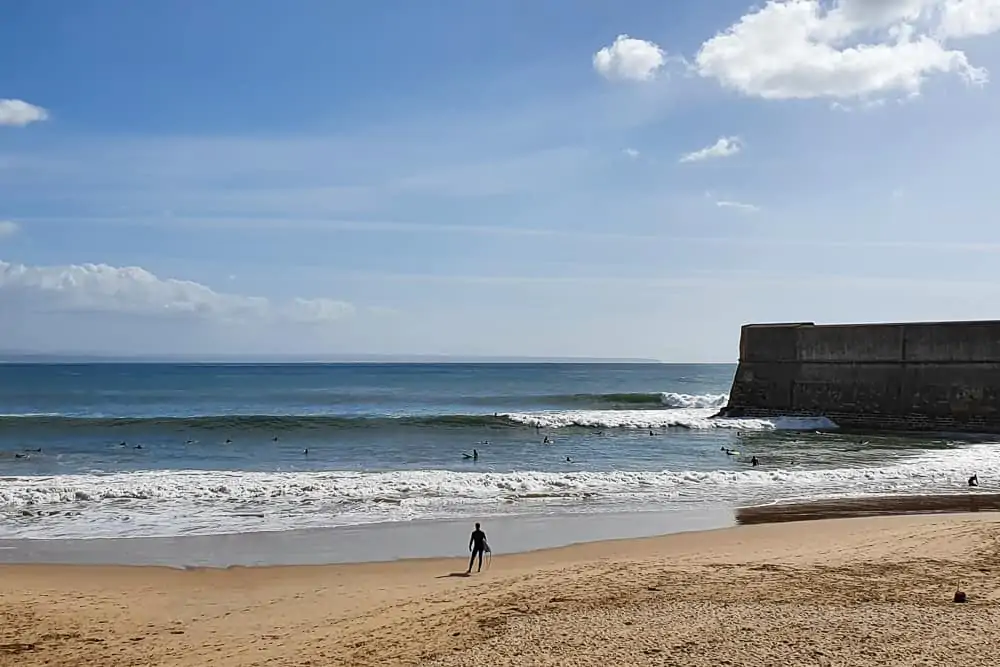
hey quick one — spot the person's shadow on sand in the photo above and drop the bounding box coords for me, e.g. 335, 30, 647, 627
436, 572, 471, 578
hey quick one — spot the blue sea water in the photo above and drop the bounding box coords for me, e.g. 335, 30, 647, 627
1, 362, 998, 540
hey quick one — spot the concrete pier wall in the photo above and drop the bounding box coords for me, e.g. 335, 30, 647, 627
722, 321, 1000, 432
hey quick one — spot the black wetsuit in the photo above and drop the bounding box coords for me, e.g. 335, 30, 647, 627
468, 529, 487, 572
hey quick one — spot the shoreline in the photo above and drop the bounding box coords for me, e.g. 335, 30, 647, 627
3, 511, 999, 666
4, 492, 999, 568
0, 507, 735, 568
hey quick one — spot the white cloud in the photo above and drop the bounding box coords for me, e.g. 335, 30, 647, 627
0, 221, 18, 238
715, 200, 761, 212
593, 34, 667, 81
0, 260, 354, 324
679, 136, 743, 163
938, 0, 1000, 38
623, 147, 640, 158
694, 0, 991, 101
0, 99, 49, 127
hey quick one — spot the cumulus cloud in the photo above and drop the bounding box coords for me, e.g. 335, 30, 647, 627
0, 221, 18, 238
938, 0, 1000, 37
0, 99, 49, 127
593, 34, 667, 81
716, 200, 760, 212
694, 0, 993, 101
0, 260, 354, 324
679, 136, 743, 163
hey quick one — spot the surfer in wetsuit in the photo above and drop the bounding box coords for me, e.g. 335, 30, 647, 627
751, 456, 759, 467
467, 522, 488, 574
969, 474, 979, 487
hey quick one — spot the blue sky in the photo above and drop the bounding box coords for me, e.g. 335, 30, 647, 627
4, 0, 1000, 360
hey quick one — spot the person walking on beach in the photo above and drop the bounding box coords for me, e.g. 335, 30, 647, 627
467, 522, 488, 574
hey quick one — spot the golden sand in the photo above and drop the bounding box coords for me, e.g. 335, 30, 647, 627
3, 512, 1000, 666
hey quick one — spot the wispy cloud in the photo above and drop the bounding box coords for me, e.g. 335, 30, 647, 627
0, 221, 18, 238
0, 99, 48, 127
300, 267, 1000, 295
623, 147, 640, 159
24, 215, 1000, 255
680, 136, 743, 163
714, 200, 760, 213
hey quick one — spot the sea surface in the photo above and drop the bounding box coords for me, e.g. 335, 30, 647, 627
1, 362, 998, 540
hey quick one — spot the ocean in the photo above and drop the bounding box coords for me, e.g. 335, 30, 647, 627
1, 362, 998, 542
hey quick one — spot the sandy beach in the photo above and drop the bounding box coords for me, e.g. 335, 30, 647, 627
3, 505, 1000, 666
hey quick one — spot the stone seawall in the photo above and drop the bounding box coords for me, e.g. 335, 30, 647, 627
720, 321, 1000, 433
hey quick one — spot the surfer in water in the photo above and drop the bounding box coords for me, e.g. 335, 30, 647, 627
467, 522, 488, 574
969, 473, 979, 487
751, 456, 759, 467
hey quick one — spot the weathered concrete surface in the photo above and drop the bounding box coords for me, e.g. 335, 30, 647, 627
721, 321, 1000, 432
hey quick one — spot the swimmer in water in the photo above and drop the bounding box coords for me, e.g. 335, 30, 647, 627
543, 436, 551, 444
473, 448, 479, 461
566, 456, 573, 463
303, 448, 309, 455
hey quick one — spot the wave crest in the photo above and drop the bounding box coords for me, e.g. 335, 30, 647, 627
658, 393, 729, 409
502, 409, 835, 431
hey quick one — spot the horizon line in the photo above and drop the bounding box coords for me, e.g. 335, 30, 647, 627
0, 352, 738, 365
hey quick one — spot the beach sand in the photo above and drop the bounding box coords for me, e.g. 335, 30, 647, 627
3, 510, 1000, 666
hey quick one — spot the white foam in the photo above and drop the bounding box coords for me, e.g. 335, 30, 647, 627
2, 443, 998, 540
502, 408, 837, 431
659, 393, 729, 409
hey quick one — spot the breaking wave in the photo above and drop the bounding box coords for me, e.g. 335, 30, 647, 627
3, 443, 998, 539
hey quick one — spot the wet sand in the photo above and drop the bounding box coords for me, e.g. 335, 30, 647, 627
2, 506, 1000, 666
737, 491, 1000, 524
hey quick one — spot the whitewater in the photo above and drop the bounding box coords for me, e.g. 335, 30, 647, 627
3, 443, 1000, 539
